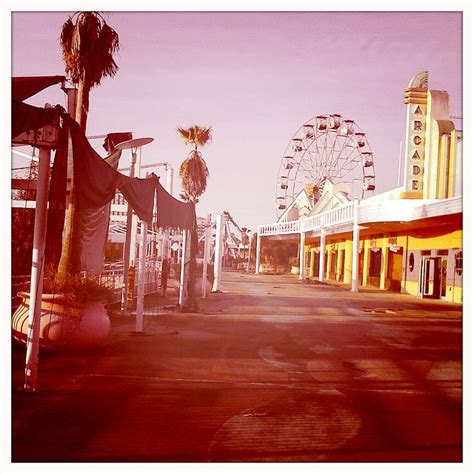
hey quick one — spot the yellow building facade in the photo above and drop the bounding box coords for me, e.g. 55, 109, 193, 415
257, 72, 462, 304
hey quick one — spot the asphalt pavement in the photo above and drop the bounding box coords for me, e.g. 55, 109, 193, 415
11, 271, 463, 463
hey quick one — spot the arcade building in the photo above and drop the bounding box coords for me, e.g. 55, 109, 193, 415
256, 72, 462, 304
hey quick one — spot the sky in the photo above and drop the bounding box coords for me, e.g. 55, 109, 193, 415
10, 9, 463, 232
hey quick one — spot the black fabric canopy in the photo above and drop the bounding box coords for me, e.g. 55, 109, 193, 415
66, 116, 157, 224
12, 75, 66, 140
12, 75, 65, 101
155, 179, 195, 231
12, 100, 63, 140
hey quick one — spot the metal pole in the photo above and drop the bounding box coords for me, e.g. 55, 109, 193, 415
135, 220, 147, 332
179, 230, 188, 306
121, 149, 137, 312
298, 231, 305, 280
247, 233, 252, 273
202, 215, 211, 298
212, 214, 224, 292
319, 228, 326, 283
24, 146, 51, 392
129, 147, 141, 273
351, 200, 360, 292
255, 232, 261, 274
165, 164, 174, 195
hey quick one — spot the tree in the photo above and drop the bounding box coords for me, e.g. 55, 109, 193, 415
177, 125, 212, 311
56, 12, 120, 284
260, 240, 297, 273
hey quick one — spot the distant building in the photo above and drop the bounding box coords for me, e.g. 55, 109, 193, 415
257, 72, 462, 304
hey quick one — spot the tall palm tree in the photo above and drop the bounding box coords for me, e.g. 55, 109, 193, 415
56, 12, 120, 284
177, 125, 212, 311
60, 11, 119, 131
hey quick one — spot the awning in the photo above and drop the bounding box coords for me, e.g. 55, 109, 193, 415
12, 75, 65, 101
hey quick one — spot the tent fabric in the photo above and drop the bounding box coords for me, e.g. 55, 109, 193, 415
78, 148, 123, 274
78, 207, 111, 274
120, 177, 157, 225
66, 116, 156, 224
12, 75, 65, 101
155, 179, 195, 231
12, 100, 63, 139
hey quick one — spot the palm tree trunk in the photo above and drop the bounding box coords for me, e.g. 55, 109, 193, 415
75, 76, 89, 132
56, 76, 89, 284
183, 202, 199, 311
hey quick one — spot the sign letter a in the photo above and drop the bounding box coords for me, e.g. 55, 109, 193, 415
412, 150, 421, 160
414, 106, 423, 115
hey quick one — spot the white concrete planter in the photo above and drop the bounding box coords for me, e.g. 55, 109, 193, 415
12, 292, 110, 351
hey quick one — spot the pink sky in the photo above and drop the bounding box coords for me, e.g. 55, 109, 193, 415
11, 11, 462, 231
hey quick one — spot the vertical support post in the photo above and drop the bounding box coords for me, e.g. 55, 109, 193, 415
130, 213, 138, 266
255, 232, 261, 274
179, 230, 188, 307
298, 231, 305, 280
336, 244, 343, 282
121, 148, 137, 312
380, 237, 389, 290
247, 233, 252, 273
362, 240, 370, 287
212, 214, 224, 292
351, 200, 360, 292
310, 250, 315, 278
128, 147, 141, 281
202, 215, 211, 298
319, 228, 326, 283
24, 146, 51, 392
135, 220, 147, 333
165, 163, 174, 195
326, 247, 333, 280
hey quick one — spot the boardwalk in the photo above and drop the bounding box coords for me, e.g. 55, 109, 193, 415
11, 271, 462, 462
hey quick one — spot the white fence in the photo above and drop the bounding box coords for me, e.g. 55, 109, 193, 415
12, 259, 163, 309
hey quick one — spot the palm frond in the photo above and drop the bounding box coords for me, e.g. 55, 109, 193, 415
59, 11, 120, 87
177, 125, 212, 148
179, 150, 210, 202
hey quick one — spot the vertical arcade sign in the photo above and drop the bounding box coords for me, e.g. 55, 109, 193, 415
403, 72, 429, 196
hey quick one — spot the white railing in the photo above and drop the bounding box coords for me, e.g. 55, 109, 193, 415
98, 259, 162, 304
259, 196, 462, 237
259, 219, 301, 236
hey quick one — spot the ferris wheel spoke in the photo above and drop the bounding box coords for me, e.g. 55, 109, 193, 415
328, 133, 352, 171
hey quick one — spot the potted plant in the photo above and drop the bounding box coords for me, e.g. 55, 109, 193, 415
12, 268, 113, 350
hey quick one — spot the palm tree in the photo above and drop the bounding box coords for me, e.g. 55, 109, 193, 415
177, 125, 212, 311
60, 11, 119, 131
56, 12, 120, 284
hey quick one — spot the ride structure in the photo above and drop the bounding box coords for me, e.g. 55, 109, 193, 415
275, 114, 376, 220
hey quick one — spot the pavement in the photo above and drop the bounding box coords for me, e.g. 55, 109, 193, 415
10, 271, 463, 463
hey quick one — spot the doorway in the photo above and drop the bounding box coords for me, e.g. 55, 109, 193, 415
420, 256, 448, 300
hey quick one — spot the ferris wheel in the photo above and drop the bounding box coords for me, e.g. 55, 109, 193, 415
275, 114, 376, 219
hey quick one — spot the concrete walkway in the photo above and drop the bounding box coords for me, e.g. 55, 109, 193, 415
11, 271, 462, 462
